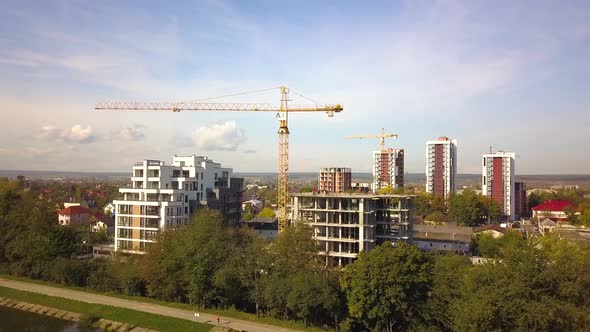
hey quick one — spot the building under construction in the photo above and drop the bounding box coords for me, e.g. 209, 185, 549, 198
291, 193, 414, 266
318, 167, 352, 193
346, 128, 404, 193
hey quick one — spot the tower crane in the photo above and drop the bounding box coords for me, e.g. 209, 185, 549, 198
345, 128, 398, 150
95, 86, 343, 231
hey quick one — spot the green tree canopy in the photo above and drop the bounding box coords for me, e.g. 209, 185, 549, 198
341, 243, 432, 332
452, 237, 590, 331
256, 207, 275, 218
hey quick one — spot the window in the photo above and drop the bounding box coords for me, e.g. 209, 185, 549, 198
185, 207, 188, 214
201, 183, 203, 191
185, 195, 188, 203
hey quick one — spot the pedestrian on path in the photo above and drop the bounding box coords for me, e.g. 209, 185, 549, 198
216, 313, 220, 324
194, 311, 199, 320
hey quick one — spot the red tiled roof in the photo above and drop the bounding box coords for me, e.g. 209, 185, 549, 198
532, 200, 572, 212
58, 206, 90, 215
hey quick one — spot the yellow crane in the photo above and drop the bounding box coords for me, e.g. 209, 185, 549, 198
345, 128, 398, 150
95, 86, 343, 230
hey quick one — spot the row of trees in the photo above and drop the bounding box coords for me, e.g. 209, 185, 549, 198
342, 237, 590, 331
412, 190, 501, 226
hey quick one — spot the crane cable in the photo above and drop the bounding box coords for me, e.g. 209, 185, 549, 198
178, 86, 325, 107
289, 88, 321, 106
178, 87, 280, 104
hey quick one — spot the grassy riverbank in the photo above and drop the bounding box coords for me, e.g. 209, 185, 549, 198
0, 274, 317, 331
0, 286, 211, 332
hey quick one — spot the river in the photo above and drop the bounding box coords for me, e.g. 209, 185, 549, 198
0, 306, 102, 332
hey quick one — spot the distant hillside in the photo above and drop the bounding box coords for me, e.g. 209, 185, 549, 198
2, 170, 589, 189
0, 170, 128, 180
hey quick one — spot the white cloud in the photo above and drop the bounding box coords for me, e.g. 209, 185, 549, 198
37, 124, 96, 144
192, 121, 246, 151
61, 125, 95, 143
38, 125, 61, 140
118, 124, 145, 141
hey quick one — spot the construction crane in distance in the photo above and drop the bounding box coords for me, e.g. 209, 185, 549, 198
345, 128, 398, 151
95, 86, 343, 231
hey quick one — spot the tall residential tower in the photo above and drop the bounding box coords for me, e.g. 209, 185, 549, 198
319, 167, 352, 193
426, 137, 457, 199
372, 148, 404, 192
482, 151, 516, 220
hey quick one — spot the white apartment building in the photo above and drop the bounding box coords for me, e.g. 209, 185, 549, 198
292, 193, 414, 267
372, 149, 404, 192
426, 137, 457, 199
114, 155, 236, 254
482, 152, 516, 220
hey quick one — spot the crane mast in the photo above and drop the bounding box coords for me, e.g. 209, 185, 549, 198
96, 86, 342, 231
277, 87, 290, 231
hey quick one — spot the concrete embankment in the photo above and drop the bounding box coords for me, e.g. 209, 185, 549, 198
0, 296, 158, 332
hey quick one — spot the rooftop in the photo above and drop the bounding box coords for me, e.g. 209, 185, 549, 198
58, 205, 90, 215
532, 200, 573, 212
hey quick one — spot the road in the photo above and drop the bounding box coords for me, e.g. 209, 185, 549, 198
0, 278, 299, 332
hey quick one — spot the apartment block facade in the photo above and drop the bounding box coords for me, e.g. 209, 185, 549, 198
291, 193, 414, 266
372, 149, 404, 192
426, 137, 457, 199
482, 152, 516, 220
114, 155, 242, 254
514, 181, 527, 219
318, 167, 352, 193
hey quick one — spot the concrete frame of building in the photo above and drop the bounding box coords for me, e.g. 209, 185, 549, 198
425, 137, 457, 199
114, 155, 242, 254
291, 193, 414, 267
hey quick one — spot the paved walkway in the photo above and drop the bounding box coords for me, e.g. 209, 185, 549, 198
0, 278, 299, 332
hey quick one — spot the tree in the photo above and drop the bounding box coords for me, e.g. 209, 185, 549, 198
425, 211, 447, 224
341, 243, 432, 332
232, 228, 272, 317
256, 207, 275, 218
449, 190, 492, 226
564, 206, 580, 225
142, 209, 235, 306
452, 237, 590, 331
425, 255, 471, 331
413, 193, 432, 219
270, 222, 321, 275
286, 272, 340, 328
299, 185, 314, 193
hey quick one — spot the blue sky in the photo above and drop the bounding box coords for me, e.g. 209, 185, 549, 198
0, 0, 589, 174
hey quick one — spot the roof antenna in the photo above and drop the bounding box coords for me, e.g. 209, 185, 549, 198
489, 146, 493, 154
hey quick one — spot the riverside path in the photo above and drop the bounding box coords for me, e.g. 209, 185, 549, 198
0, 278, 300, 332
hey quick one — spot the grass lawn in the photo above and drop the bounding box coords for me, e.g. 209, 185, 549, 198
0, 274, 321, 331
0, 286, 211, 332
